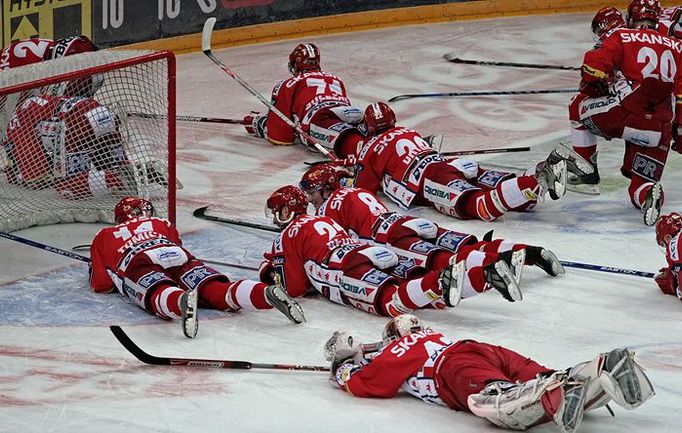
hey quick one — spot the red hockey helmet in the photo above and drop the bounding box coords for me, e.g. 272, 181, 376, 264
299, 163, 353, 195
288, 43, 320, 76
47, 35, 98, 60
627, 0, 661, 27
382, 314, 424, 344
592, 6, 626, 36
114, 197, 154, 224
266, 185, 308, 226
656, 212, 682, 247
363, 102, 396, 136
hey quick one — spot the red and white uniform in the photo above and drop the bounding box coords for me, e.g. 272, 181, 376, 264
659, 7, 682, 39
261, 213, 447, 316
656, 230, 682, 301
335, 329, 551, 412
90, 216, 273, 318
266, 71, 359, 149
4, 95, 128, 198
0, 38, 53, 70
569, 27, 682, 208
351, 126, 541, 221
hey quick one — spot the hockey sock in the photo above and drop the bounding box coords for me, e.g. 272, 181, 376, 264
455, 248, 498, 297
572, 144, 597, 162
149, 284, 184, 319
223, 280, 272, 311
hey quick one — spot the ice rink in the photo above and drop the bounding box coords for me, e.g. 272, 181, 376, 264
2, 12, 682, 433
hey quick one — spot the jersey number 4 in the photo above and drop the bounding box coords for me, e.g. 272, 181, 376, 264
638, 47, 677, 82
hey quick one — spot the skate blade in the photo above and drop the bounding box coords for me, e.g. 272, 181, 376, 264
495, 261, 523, 302
445, 259, 465, 307
554, 144, 594, 176
643, 183, 663, 227
550, 160, 567, 200
181, 288, 199, 339
567, 183, 601, 195
541, 249, 566, 276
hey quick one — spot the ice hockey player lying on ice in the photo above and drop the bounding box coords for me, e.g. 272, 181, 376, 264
325, 314, 654, 433
89, 197, 304, 338
299, 162, 565, 305
654, 212, 682, 302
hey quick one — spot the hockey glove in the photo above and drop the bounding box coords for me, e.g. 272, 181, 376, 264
672, 122, 682, 154
655, 267, 679, 297
243, 112, 267, 138
259, 260, 276, 285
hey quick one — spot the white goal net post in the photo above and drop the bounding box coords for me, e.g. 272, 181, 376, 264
0, 50, 176, 232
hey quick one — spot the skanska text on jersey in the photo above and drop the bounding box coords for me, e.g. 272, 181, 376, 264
390, 328, 439, 357
620, 31, 682, 52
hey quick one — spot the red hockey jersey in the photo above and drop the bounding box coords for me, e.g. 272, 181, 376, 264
90, 217, 181, 293
265, 214, 361, 297
0, 39, 53, 70
339, 329, 455, 405
316, 187, 389, 240
266, 71, 351, 145
659, 7, 682, 39
581, 27, 682, 123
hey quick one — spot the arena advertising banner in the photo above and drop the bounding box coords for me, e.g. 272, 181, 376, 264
1, 0, 471, 49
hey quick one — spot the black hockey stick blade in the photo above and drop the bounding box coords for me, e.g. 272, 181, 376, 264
443, 54, 580, 71
110, 325, 170, 366
193, 206, 280, 233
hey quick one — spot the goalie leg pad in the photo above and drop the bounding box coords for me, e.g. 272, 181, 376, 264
598, 348, 655, 410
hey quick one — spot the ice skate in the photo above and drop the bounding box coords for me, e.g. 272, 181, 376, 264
549, 143, 595, 177
536, 158, 567, 200
439, 257, 466, 307
180, 288, 199, 339
568, 152, 600, 195
498, 248, 525, 285
642, 182, 663, 226
525, 246, 565, 277
423, 134, 444, 152
265, 284, 306, 324
484, 260, 522, 302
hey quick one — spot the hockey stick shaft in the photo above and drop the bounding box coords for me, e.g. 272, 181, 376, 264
443, 54, 580, 71
72, 243, 258, 272
388, 89, 579, 102
110, 325, 327, 371
559, 260, 654, 279
194, 206, 280, 233
129, 112, 244, 125
201, 18, 337, 161
0, 231, 90, 263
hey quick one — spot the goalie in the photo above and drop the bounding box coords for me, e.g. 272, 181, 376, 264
325, 314, 654, 433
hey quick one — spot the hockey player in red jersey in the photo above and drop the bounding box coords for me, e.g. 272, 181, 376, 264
89, 197, 305, 338
654, 212, 682, 301
0, 35, 97, 71
335, 102, 582, 223
325, 314, 654, 432
261, 185, 468, 316
242, 43, 363, 151
568, 0, 677, 225
658, 5, 682, 39
299, 162, 565, 303
3, 94, 137, 198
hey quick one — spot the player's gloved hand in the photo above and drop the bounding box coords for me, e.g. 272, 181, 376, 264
655, 267, 676, 296
672, 122, 682, 154
243, 111, 267, 138
579, 78, 610, 97
259, 260, 275, 285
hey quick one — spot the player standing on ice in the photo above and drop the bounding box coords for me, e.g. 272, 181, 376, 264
89, 197, 305, 338
567, 0, 679, 225
261, 185, 474, 316
242, 43, 363, 151
324, 314, 654, 433
335, 101, 586, 222
654, 212, 682, 302
299, 162, 565, 303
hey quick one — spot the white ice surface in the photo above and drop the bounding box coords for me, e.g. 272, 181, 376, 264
2, 13, 682, 433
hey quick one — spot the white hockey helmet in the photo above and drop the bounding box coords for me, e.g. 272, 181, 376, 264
382, 314, 424, 344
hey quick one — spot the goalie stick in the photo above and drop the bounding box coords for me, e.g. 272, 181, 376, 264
193, 206, 280, 233
110, 325, 328, 372
129, 112, 244, 125
201, 17, 337, 161
443, 54, 580, 71
388, 88, 579, 102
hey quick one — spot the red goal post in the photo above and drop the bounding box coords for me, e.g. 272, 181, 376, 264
0, 50, 176, 232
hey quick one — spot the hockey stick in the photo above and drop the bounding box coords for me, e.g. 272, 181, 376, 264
110, 325, 328, 371
443, 54, 580, 71
201, 17, 337, 161
559, 260, 654, 279
0, 231, 90, 263
388, 88, 579, 102
194, 206, 280, 233
71, 244, 258, 272
303, 146, 531, 166
129, 112, 244, 125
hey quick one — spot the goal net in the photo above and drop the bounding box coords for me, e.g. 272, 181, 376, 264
0, 50, 176, 232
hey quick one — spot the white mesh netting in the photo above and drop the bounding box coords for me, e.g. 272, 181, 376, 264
0, 50, 174, 232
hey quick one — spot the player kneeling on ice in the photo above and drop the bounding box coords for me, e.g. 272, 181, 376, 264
300, 162, 565, 304
242, 43, 363, 151
89, 197, 305, 338
654, 212, 682, 302
325, 314, 654, 433
334, 101, 590, 222
262, 185, 465, 315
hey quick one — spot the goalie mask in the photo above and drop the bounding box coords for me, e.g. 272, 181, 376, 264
266, 185, 308, 227
299, 163, 354, 207
114, 197, 154, 224
592, 6, 625, 37
656, 212, 682, 247
382, 314, 424, 345
363, 102, 396, 136
627, 0, 661, 28
288, 43, 320, 76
